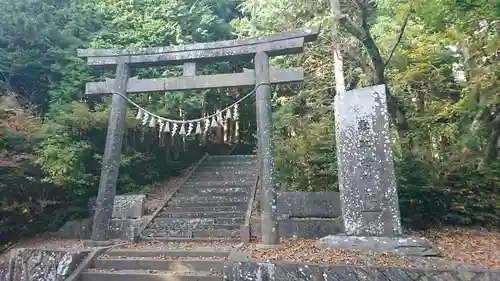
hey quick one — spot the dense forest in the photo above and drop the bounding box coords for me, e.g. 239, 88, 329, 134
0, 0, 498, 248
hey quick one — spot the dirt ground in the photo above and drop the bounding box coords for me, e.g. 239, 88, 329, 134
244, 227, 500, 269
2, 226, 498, 271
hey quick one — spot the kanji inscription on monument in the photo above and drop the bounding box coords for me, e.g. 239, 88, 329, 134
334, 84, 402, 237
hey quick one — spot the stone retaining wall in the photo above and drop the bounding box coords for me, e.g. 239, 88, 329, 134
56, 217, 147, 241
223, 261, 499, 281
277, 192, 341, 218
251, 191, 343, 238
56, 194, 148, 241
88, 195, 146, 219
250, 217, 343, 238
4, 248, 89, 281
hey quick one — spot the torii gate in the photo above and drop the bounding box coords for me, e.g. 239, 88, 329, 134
77, 27, 319, 246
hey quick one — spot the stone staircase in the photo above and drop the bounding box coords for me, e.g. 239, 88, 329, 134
81, 247, 230, 281
78, 155, 258, 281
141, 155, 259, 241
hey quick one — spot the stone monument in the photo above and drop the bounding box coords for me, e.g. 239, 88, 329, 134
316, 85, 437, 256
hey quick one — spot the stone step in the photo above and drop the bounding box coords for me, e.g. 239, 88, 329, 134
103, 248, 230, 258
196, 165, 259, 174
157, 210, 246, 218
174, 191, 248, 197
81, 271, 222, 281
203, 160, 258, 166
162, 205, 246, 213
195, 166, 258, 172
185, 175, 257, 182
205, 158, 258, 163
208, 155, 258, 158
203, 158, 256, 163
169, 195, 248, 204
190, 174, 257, 180
183, 180, 254, 187
193, 170, 258, 176
198, 160, 260, 166
177, 186, 249, 194
92, 259, 225, 271
149, 217, 245, 228
142, 228, 240, 238
166, 200, 247, 208
188, 176, 256, 182
140, 236, 239, 242
147, 223, 241, 232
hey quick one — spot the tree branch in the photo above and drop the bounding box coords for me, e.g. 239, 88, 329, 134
344, 46, 372, 76
336, 1, 410, 132
340, 8, 385, 85
339, 16, 367, 42
384, 1, 414, 68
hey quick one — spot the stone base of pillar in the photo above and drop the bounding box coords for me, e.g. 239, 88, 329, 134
314, 235, 438, 256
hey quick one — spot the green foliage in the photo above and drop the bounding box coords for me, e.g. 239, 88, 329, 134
0, 110, 67, 247
274, 115, 337, 192
0, 0, 93, 110
37, 136, 92, 185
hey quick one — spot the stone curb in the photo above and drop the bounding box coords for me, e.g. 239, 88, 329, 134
6, 247, 95, 281
223, 260, 499, 281
241, 171, 260, 243
228, 243, 248, 262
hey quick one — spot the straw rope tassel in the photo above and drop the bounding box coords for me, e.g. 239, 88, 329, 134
158, 120, 165, 138
234, 104, 239, 141
179, 123, 186, 135
195, 121, 202, 135
225, 109, 232, 142
141, 112, 150, 126
210, 116, 218, 128
135, 109, 143, 120
149, 116, 156, 128
172, 123, 178, 136
187, 122, 194, 136
204, 118, 210, 133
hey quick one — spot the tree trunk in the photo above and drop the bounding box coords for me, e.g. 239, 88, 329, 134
339, 13, 408, 131
485, 114, 500, 164
330, 0, 346, 94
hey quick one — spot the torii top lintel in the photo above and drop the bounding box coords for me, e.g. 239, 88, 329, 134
77, 27, 319, 68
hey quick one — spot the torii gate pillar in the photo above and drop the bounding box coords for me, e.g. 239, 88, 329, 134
92, 61, 130, 241
255, 52, 279, 245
